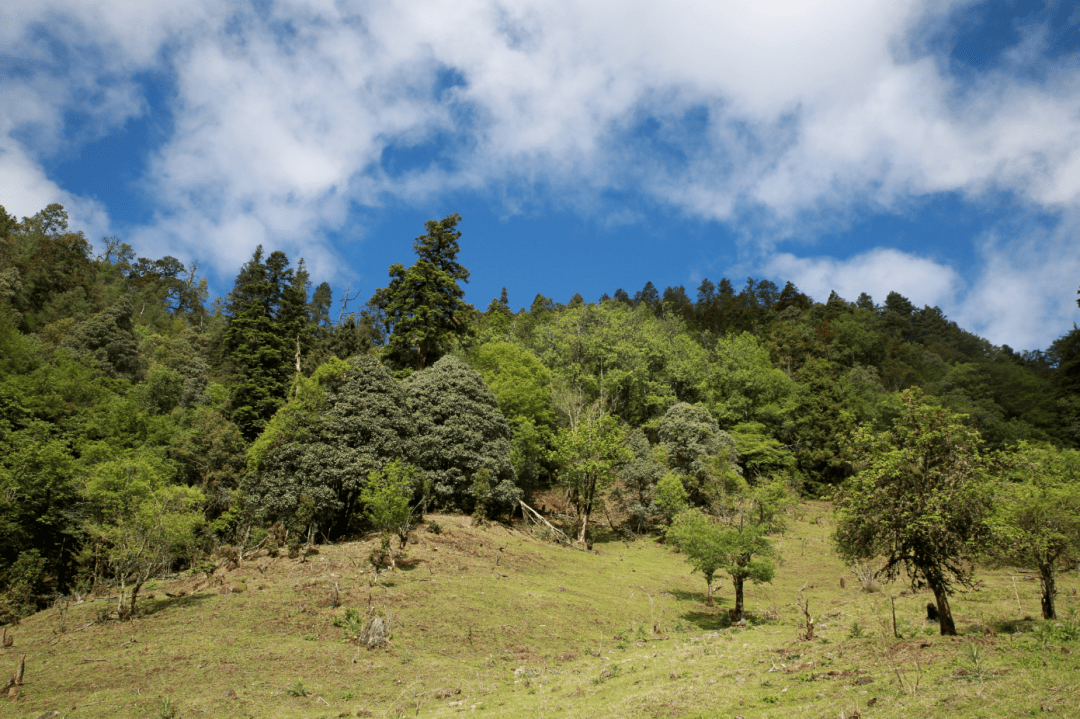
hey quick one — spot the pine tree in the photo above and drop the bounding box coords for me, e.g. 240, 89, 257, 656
223, 247, 310, 440
372, 214, 473, 371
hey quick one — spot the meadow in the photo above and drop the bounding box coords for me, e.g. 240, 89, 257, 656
3, 501, 1078, 719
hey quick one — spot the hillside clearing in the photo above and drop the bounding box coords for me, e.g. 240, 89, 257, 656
3, 502, 1079, 718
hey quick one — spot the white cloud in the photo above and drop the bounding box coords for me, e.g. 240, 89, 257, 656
1, 0, 1079, 317
953, 212, 1080, 351
0, 138, 110, 243
760, 248, 963, 311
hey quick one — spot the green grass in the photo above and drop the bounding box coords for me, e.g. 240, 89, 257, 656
3, 501, 1080, 717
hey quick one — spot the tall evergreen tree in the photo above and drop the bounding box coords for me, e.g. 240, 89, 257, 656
223, 247, 309, 440
372, 214, 473, 371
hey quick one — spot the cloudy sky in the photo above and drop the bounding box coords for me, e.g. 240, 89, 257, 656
2, 0, 1078, 350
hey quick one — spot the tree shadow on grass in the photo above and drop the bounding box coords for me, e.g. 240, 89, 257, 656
669, 589, 713, 604
395, 556, 423, 571
682, 610, 733, 632
136, 592, 215, 618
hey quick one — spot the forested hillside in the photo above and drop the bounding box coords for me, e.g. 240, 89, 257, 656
2, 203, 1079, 627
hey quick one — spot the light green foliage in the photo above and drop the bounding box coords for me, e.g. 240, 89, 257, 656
137, 363, 184, 415
362, 459, 420, 548
729, 421, 796, 483
990, 442, 1080, 619
704, 332, 794, 428
668, 508, 776, 615
81, 447, 204, 615
657, 402, 740, 505
654, 472, 689, 524
405, 355, 518, 514
834, 388, 994, 635
472, 341, 555, 490
471, 341, 554, 428
530, 302, 709, 428
551, 412, 632, 543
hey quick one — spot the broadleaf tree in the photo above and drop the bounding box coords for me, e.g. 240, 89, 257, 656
989, 442, 1080, 620
834, 389, 993, 635
668, 508, 776, 615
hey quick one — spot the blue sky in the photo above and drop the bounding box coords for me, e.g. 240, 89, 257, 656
2, 0, 1079, 350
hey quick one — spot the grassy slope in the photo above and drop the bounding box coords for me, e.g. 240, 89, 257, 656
3, 501, 1079, 718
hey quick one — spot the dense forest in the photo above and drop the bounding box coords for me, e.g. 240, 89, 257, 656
3, 204, 1080, 633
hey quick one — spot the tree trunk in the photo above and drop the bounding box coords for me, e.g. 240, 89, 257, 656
732, 576, 745, 621
930, 582, 957, 636
577, 511, 590, 545
706, 575, 714, 606
1040, 564, 1057, 620
129, 579, 144, 618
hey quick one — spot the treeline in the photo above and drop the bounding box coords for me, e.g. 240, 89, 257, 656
2, 204, 1078, 622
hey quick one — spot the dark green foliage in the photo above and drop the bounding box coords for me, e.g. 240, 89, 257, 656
1, 549, 47, 621
614, 428, 664, 532
404, 355, 517, 513
169, 408, 246, 516
657, 403, 738, 504
0, 204, 96, 333
372, 214, 473, 371
248, 355, 415, 537
223, 247, 311, 440
61, 296, 141, 379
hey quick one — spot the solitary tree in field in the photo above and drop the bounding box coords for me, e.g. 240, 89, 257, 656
667, 508, 775, 615
834, 389, 993, 635
990, 442, 1080, 620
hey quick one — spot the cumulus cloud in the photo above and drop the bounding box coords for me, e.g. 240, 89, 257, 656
760, 248, 963, 311
0, 0, 1078, 335
953, 212, 1080, 351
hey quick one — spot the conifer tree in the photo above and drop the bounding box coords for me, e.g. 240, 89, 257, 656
372, 214, 473, 371
223, 247, 310, 440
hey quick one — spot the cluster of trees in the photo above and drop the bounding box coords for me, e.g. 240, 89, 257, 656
2, 202, 1079, 629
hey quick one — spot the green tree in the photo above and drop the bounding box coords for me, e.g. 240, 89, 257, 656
372, 214, 473, 371
654, 471, 689, 524
61, 296, 141, 379
613, 428, 666, 532
81, 448, 204, 617
704, 332, 795, 428
989, 443, 1080, 620
550, 410, 632, 544
247, 356, 414, 538
657, 402, 740, 505
169, 408, 247, 518
668, 508, 776, 615
834, 389, 993, 635
361, 459, 421, 567
222, 247, 310, 440
404, 355, 518, 514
